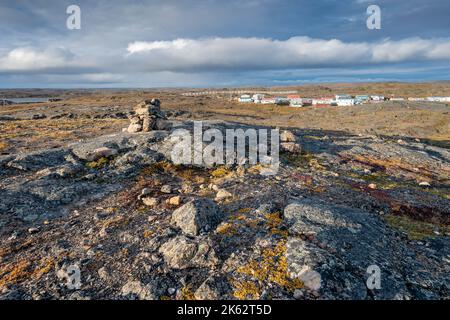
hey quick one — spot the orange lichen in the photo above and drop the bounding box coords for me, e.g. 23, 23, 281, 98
181, 285, 196, 300
236, 241, 303, 293
102, 215, 129, 229
232, 280, 261, 300
0, 256, 56, 289
216, 222, 238, 236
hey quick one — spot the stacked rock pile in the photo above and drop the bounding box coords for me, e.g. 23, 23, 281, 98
280, 130, 302, 153
127, 99, 169, 133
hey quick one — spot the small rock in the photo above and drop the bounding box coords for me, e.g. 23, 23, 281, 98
28, 227, 39, 234
32, 113, 46, 120
215, 189, 233, 201
368, 183, 377, 189
293, 289, 304, 300
181, 184, 194, 193
167, 196, 181, 206
98, 267, 109, 281
167, 288, 176, 295
419, 181, 431, 187
142, 197, 158, 207
280, 142, 302, 154
141, 188, 151, 196
295, 266, 321, 291
209, 184, 220, 191
127, 123, 142, 133
280, 130, 297, 142
160, 185, 172, 194
86, 147, 117, 162
121, 281, 154, 300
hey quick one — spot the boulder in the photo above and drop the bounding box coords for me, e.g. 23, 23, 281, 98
284, 197, 422, 299
158, 235, 219, 269
127, 123, 142, 133
171, 198, 221, 235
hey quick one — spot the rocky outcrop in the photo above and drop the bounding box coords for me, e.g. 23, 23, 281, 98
284, 197, 448, 299
0, 115, 448, 301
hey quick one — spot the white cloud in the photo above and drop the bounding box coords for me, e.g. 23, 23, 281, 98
127, 36, 450, 71
2, 36, 450, 77
0, 47, 75, 72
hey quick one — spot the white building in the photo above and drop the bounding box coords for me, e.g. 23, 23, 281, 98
427, 97, 450, 102
252, 94, 264, 103
335, 94, 353, 102
371, 95, 385, 101
312, 97, 334, 105
260, 98, 276, 104
290, 100, 303, 107
336, 99, 355, 106
239, 94, 253, 103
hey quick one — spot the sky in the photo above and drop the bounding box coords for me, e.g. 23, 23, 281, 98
0, 0, 449, 88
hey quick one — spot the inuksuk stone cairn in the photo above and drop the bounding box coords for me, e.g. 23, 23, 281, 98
126, 99, 169, 133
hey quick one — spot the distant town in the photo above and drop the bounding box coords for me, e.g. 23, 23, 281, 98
182, 90, 450, 107
237, 93, 450, 107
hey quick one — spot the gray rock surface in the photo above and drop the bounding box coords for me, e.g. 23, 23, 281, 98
171, 199, 221, 235
158, 235, 219, 269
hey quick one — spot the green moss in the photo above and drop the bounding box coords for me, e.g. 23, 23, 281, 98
282, 152, 327, 170
211, 166, 232, 178
384, 215, 449, 240
86, 157, 109, 169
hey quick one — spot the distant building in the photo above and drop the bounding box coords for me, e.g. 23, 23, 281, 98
301, 98, 313, 106
336, 99, 355, 106
408, 97, 426, 101
370, 95, 385, 101
252, 94, 264, 103
390, 98, 405, 101
287, 95, 303, 107
355, 95, 370, 104
312, 97, 334, 105
290, 100, 303, 107
261, 98, 276, 104
427, 97, 450, 102
275, 98, 290, 106
335, 94, 353, 100
239, 94, 253, 103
